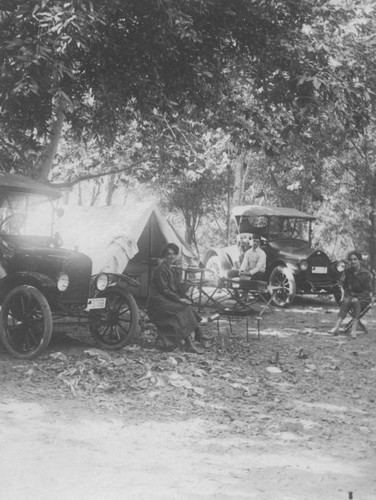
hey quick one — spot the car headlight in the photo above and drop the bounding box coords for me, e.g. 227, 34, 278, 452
336, 260, 346, 272
57, 273, 69, 292
299, 259, 309, 271
96, 273, 109, 291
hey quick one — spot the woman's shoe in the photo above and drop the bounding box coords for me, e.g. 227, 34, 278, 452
330, 319, 342, 336
349, 319, 358, 339
329, 327, 339, 336
185, 335, 204, 354
350, 325, 358, 339
156, 334, 175, 351
194, 328, 212, 342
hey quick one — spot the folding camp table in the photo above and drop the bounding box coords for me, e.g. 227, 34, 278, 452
179, 268, 275, 314
219, 277, 275, 317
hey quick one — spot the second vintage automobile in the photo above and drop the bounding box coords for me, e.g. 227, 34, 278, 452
0, 172, 140, 359
202, 205, 345, 307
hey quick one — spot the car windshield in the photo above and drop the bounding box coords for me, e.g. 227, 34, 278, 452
268, 217, 310, 240
0, 192, 55, 237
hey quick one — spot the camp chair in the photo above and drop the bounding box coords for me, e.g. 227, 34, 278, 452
177, 265, 211, 311
343, 301, 372, 335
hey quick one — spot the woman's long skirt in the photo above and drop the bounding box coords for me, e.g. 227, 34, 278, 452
147, 296, 200, 343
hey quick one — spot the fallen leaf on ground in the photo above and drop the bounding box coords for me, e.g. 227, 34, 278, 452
84, 349, 112, 361
169, 378, 193, 389
266, 366, 282, 374
50, 352, 68, 361
192, 386, 205, 396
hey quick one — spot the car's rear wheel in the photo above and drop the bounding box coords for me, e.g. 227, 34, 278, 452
205, 255, 222, 281
269, 266, 296, 307
0, 285, 53, 359
89, 286, 140, 349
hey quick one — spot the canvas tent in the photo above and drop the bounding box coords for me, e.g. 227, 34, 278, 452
56, 202, 197, 299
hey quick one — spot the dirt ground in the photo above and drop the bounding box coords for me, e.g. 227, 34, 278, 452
1, 295, 376, 500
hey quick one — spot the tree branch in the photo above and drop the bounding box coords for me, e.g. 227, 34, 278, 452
51, 162, 145, 189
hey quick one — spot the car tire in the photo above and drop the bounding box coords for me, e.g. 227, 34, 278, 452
89, 286, 140, 350
205, 255, 222, 280
269, 266, 296, 307
0, 285, 53, 360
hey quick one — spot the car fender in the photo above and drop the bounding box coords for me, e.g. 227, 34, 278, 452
202, 247, 234, 271
119, 273, 140, 288
91, 272, 139, 289
266, 259, 298, 278
107, 272, 140, 288
0, 271, 56, 301
285, 261, 299, 273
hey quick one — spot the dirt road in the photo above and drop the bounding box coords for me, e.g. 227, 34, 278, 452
1, 297, 376, 500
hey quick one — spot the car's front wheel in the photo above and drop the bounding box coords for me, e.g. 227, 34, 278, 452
269, 266, 296, 307
0, 285, 53, 359
89, 286, 140, 349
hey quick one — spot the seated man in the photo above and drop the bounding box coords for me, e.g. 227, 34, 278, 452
228, 234, 266, 281
239, 234, 266, 280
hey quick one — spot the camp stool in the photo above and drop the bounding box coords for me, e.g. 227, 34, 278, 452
343, 302, 372, 335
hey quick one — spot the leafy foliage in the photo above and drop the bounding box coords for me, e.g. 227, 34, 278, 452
2, 1, 376, 263
0, 0, 313, 173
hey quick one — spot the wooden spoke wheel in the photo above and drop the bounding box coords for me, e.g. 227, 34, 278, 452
0, 285, 52, 359
89, 287, 140, 349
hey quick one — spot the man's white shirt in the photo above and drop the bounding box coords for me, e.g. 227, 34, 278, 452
239, 247, 266, 276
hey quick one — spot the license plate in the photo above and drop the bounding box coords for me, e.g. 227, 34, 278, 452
86, 298, 106, 310
312, 266, 327, 274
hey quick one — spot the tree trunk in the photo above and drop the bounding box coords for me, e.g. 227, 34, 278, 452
185, 213, 193, 245
226, 164, 231, 245
369, 171, 376, 275
63, 189, 70, 205
90, 182, 101, 206
78, 182, 83, 206
184, 212, 200, 255
35, 99, 65, 180
106, 174, 117, 206
232, 158, 247, 207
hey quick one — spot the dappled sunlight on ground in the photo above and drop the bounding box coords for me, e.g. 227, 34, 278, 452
1, 296, 376, 499
1, 399, 375, 500
283, 306, 338, 314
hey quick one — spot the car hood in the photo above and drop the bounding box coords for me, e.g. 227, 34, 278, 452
1, 235, 92, 276
268, 240, 326, 260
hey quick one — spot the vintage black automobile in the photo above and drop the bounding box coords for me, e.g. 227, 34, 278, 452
0, 172, 140, 359
202, 205, 345, 307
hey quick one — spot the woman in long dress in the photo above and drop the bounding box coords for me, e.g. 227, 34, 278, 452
147, 243, 204, 353
330, 250, 373, 338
